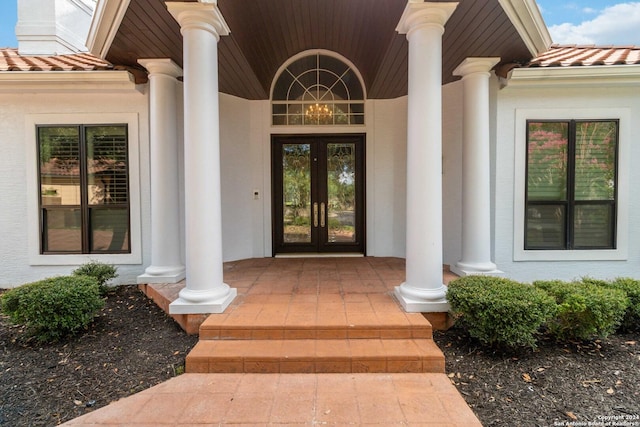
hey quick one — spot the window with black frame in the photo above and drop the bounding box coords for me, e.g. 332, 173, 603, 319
525, 120, 618, 250
37, 125, 130, 254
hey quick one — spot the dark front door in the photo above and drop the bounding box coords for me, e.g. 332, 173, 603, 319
272, 135, 365, 255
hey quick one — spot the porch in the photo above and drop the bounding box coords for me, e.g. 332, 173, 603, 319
142, 258, 456, 375
63, 257, 484, 426
141, 257, 458, 336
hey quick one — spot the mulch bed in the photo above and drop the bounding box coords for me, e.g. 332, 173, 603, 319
433, 327, 640, 426
0, 285, 197, 426
1, 285, 639, 426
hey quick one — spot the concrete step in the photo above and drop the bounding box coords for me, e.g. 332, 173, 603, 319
198, 310, 434, 340
186, 338, 445, 374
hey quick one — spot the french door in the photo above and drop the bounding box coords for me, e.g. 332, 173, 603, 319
272, 135, 365, 255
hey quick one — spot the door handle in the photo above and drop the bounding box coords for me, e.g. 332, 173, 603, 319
313, 203, 318, 227
320, 202, 326, 228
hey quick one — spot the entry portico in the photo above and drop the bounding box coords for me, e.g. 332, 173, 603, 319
131, 0, 515, 314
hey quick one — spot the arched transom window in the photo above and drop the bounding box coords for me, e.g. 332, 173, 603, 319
272, 53, 365, 126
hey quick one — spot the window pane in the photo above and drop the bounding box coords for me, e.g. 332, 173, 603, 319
43, 208, 82, 252
527, 122, 568, 201
327, 143, 356, 243
90, 208, 130, 252
283, 144, 311, 243
574, 204, 614, 248
304, 103, 334, 125
272, 54, 364, 126
574, 121, 617, 201
39, 127, 80, 205
86, 126, 128, 205
526, 205, 566, 249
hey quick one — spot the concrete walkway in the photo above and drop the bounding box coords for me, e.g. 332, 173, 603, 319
61, 257, 482, 426
62, 372, 482, 426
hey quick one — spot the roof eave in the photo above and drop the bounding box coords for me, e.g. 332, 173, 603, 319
0, 70, 140, 93
505, 65, 640, 88
498, 0, 552, 56
86, 0, 131, 59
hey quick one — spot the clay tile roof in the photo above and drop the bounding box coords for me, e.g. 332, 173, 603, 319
0, 48, 114, 72
528, 44, 640, 67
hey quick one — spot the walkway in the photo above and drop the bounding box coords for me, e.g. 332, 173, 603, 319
62, 257, 482, 426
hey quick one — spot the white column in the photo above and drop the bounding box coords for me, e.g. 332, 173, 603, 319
451, 57, 503, 277
166, 1, 236, 314
137, 58, 186, 284
395, 1, 457, 313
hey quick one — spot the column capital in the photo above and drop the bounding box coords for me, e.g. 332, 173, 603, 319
166, 1, 230, 40
396, 1, 458, 35
138, 58, 183, 78
453, 57, 501, 78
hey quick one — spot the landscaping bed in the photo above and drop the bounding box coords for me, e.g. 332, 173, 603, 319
433, 327, 640, 426
0, 285, 197, 426
0, 284, 639, 426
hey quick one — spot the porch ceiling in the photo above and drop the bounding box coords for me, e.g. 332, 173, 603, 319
107, 0, 533, 99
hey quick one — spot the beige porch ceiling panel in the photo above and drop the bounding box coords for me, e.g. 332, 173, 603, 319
106, 0, 533, 100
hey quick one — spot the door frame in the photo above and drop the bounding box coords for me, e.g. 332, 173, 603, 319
271, 134, 366, 256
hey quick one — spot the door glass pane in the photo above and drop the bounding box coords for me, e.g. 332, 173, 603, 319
38, 127, 81, 206
574, 121, 617, 201
526, 122, 568, 201
327, 143, 356, 242
283, 144, 311, 243
526, 205, 566, 249
43, 208, 82, 252
574, 204, 613, 248
86, 126, 129, 205
91, 208, 130, 252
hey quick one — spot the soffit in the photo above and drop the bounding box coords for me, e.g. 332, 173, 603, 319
106, 0, 534, 99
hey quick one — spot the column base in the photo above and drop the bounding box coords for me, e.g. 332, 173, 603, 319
169, 286, 237, 314
137, 265, 186, 284
394, 284, 450, 313
450, 261, 503, 278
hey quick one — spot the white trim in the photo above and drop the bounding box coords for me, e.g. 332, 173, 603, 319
507, 65, 640, 88
498, 0, 552, 55
270, 49, 368, 101
25, 113, 143, 266
268, 125, 366, 134
0, 71, 137, 93
86, 0, 131, 59
513, 108, 630, 262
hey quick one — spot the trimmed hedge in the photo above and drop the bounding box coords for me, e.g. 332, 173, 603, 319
0, 275, 104, 343
582, 277, 640, 331
533, 279, 628, 340
447, 276, 557, 349
72, 260, 118, 295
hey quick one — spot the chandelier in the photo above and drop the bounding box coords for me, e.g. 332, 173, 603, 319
305, 103, 333, 124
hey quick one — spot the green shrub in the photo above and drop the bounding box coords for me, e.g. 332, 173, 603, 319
534, 279, 628, 340
72, 260, 118, 295
598, 278, 640, 331
0, 276, 104, 343
447, 276, 557, 349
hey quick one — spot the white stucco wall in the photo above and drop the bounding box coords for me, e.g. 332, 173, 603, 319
16, 0, 95, 55
495, 77, 640, 282
219, 93, 256, 262
0, 75, 149, 287
368, 97, 408, 257
216, 95, 413, 261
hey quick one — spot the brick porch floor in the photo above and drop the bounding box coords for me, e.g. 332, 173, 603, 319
62, 257, 482, 426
